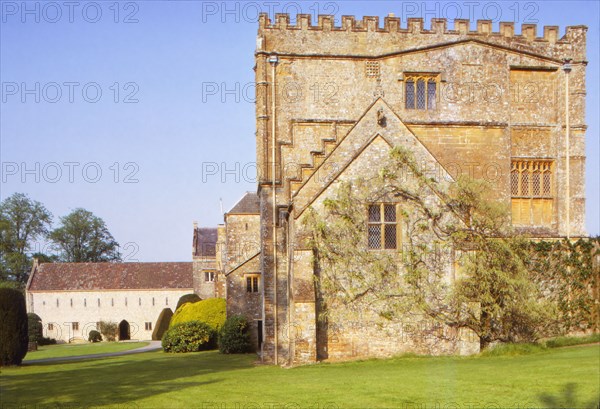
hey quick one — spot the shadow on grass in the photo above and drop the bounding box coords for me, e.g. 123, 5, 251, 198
539, 383, 600, 409
2, 351, 255, 408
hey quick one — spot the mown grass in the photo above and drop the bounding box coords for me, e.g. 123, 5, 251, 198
1, 344, 598, 408
23, 342, 149, 361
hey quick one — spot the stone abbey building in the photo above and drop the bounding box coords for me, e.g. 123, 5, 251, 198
27, 14, 587, 365
242, 13, 586, 365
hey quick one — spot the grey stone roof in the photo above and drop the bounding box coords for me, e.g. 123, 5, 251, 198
227, 192, 259, 215
193, 227, 218, 258
28, 262, 193, 291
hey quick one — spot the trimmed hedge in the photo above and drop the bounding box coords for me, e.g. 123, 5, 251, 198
219, 316, 252, 354
162, 321, 216, 353
0, 288, 29, 366
27, 313, 43, 343
88, 330, 102, 343
38, 337, 57, 346
170, 298, 226, 331
176, 294, 201, 311
152, 308, 173, 341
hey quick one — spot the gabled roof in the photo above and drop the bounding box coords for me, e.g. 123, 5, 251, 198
227, 192, 260, 215
193, 227, 218, 257
293, 98, 455, 218
27, 262, 193, 292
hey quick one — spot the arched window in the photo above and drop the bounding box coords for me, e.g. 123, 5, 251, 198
511, 169, 519, 196
532, 171, 541, 197
543, 171, 552, 196
405, 79, 415, 109
427, 79, 437, 109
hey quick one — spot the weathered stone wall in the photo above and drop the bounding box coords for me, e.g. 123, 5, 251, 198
255, 13, 587, 365
225, 213, 263, 350
28, 289, 191, 342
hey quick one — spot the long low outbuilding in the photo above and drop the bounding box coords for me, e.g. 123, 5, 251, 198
26, 261, 194, 342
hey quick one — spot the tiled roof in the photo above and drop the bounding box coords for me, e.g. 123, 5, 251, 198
193, 227, 218, 258
28, 262, 193, 291
228, 192, 260, 214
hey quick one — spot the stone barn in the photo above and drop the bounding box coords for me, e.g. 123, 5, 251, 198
26, 261, 195, 342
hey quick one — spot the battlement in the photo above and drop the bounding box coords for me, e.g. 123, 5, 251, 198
258, 13, 587, 45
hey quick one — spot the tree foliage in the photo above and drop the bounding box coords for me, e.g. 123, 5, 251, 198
152, 308, 174, 341
98, 321, 118, 342
218, 315, 252, 354
0, 193, 52, 285
162, 321, 216, 353
27, 313, 43, 343
0, 288, 29, 366
50, 208, 120, 262
302, 147, 567, 349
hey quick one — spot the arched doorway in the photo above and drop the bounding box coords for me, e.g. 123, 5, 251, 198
119, 320, 130, 341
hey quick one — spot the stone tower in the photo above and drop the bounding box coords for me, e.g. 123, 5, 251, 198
254, 13, 587, 365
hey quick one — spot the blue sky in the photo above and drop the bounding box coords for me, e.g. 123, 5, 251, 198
1, 1, 598, 262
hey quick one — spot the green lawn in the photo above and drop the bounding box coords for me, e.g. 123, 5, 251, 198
23, 342, 149, 361
2, 345, 598, 408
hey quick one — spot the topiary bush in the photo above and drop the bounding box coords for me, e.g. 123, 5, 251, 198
161, 321, 216, 353
152, 308, 173, 341
170, 298, 226, 331
27, 313, 43, 343
98, 321, 118, 342
0, 288, 29, 366
88, 330, 102, 343
176, 293, 201, 311
218, 315, 252, 354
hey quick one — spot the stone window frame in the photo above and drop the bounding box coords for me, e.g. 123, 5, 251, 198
145, 322, 152, 331
511, 159, 554, 226
404, 73, 440, 110
245, 273, 260, 293
48, 323, 54, 331
367, 203, 399, 250
205, 271, 216, 282
72, 322, 79, 331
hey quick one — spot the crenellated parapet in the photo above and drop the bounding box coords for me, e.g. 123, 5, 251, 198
257, 14, 587, 62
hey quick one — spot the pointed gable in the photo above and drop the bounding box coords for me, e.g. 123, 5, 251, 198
293, 98, 454, 218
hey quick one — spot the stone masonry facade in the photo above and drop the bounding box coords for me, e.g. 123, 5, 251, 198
251, 14, 587, 366
26, 14, 587, 362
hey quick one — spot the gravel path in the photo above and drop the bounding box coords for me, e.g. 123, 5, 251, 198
23, 341, 162, 365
